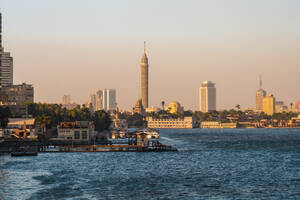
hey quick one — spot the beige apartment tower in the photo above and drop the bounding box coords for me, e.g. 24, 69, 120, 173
255, 77, 266, 112
200, 81, 216, 112
141, 42, 149, 108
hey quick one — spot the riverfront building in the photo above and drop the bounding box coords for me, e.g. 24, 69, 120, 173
141, 42, 149, 108
57, 121, 94, 141
263, 94, 275, 116
147, 117, 195, 129
199, 81, 216, 112
255, 77, 266, 112
200, 121, 237, 128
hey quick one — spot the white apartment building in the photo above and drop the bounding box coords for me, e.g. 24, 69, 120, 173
102, 88, 116, 111
200, 81, 216, 112
147, 117, 195, 129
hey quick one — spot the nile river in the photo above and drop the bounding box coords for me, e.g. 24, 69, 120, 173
0, 128, 300, 200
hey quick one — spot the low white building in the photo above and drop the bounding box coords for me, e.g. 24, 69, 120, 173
57, 121, 94, 141
147, 117, 195, 129
200, 121, 237, 128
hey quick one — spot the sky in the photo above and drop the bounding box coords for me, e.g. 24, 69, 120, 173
1, 0, 300, 111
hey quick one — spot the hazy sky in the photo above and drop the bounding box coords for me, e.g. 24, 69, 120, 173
1, 0, 300, 110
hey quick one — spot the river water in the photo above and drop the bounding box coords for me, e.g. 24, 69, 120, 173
0, 128, 300, 200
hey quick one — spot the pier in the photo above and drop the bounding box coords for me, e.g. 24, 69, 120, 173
0, 138, 178, 153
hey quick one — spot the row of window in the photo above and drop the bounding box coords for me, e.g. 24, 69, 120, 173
149, 122, 191, 124
74, 131, 88, 139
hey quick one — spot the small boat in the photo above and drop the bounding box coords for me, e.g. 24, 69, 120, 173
11, 147, 38, 157
11, 151, 37, 156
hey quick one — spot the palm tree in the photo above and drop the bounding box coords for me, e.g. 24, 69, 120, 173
161, 101, 165, 110
235, 104, 241, 110
290, 103, 294, 111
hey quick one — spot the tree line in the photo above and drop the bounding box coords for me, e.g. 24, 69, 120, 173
27, 103, 111, 132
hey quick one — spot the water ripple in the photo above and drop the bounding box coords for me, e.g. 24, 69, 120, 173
0, 128, 299, 199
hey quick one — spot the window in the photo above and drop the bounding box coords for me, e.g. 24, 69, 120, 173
74, 131, 80, 139
82, 131, 87, 140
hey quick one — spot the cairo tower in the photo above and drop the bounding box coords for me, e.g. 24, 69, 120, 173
141, 42, 149, 108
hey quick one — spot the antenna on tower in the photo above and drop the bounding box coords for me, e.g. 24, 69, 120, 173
144, 41, 146, 53
259, 75, 262, 90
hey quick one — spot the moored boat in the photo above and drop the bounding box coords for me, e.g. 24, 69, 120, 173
11, 147, 38, 157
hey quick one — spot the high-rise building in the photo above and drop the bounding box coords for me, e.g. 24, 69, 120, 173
62, 95, 71, 105
0, 13, 2, 47
89, 89, 116, 111
0, 13, 13, 86
199, 81, 216, 112
102, 88, 116, 111
275, 101, 288, 113
263, 94, 275, 116
95, 90, 103, 111
0, 83, 34, 104
255, 76, 266, 112
88, 94, 97, 112
141, 42, 149, 108
0, 13, 34, 106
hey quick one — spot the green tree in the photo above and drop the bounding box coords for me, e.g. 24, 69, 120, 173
0, 106, 11, 128
92, 110, 111, 132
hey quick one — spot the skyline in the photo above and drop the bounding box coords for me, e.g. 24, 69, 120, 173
1, 0, 300, 110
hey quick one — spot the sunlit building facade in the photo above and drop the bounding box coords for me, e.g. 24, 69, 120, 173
166, 101, 184, 114
263, 94, 275, 116
141, 42, 149, 108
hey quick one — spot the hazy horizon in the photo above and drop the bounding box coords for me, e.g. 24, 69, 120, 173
1, 0, 300, 110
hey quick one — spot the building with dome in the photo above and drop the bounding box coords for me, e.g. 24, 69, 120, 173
166, 101, 184, 114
